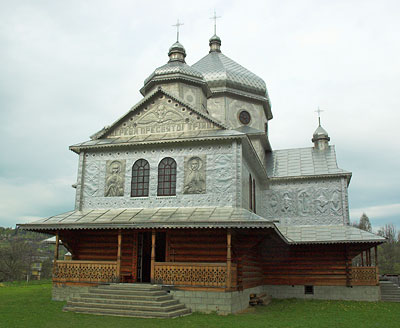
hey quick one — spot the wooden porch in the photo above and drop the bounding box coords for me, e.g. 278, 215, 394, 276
51, 229, 381, 288
52, 260, 378, 286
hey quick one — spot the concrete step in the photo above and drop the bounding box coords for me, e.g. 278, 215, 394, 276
64, 284, 191, 318
63, 306, 191, 318
380, 281, 400, 302
381, 298, 400, 302
88, 288, 166, 297
79, 292, 173, 302
69, 297, 179, 307
380, 290, 400, 294
97, 283, 162, 291
67, 300, 186, 313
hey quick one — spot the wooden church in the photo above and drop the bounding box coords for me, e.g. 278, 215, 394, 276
19, 29, 385, 315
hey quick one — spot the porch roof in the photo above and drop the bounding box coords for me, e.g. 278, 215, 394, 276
276, 224, 386, 244
18, 207, 276, 231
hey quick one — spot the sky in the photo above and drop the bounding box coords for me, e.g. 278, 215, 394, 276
0, 0, 399, 230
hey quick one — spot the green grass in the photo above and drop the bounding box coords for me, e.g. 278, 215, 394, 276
1, 283, 399, 328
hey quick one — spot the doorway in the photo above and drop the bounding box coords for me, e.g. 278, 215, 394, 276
136, 231, 166, 282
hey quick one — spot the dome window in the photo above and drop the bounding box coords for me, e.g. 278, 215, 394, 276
239, 110, 251, 125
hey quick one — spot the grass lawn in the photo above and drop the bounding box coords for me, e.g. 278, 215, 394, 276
1, 282, 399, 328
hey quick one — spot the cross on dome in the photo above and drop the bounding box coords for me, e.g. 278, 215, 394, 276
315, 107, 324, 126
172, 19, 184, 42
209, 10, 221, 35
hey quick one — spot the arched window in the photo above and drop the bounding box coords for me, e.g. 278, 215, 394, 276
157, 157, 177, 196
131, 159, 150, 197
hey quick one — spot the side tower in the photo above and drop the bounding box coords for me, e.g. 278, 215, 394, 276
193, 34, 273, 166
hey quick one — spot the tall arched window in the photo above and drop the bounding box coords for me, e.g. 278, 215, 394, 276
157, 157, 177, 196
131, 159, 150, 197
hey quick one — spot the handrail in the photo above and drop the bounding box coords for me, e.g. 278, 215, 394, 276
154, 262, 237, 288
53, 260, 118, 283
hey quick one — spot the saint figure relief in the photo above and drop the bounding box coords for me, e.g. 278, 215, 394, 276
105, 160, 125, 197
183, 156, 206, 194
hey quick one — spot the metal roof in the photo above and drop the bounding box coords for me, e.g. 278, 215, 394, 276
18, 207, 276, 231
266, 146, 351, 179
70, 129, 245, 152
276, 224, 386, 244
144, 61, 204, 86
192, 52, 267, 97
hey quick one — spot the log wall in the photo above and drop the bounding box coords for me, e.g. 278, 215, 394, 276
60, 230, 138, 282
167, 229, 227, 263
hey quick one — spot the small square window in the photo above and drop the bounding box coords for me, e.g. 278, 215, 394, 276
304, 285, 314, 295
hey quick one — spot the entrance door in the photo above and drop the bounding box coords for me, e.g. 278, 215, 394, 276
137, 232, 151, 282
136, 231, 166, 282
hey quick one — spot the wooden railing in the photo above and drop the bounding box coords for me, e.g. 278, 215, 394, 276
154, 262, 237, 288
53, 260, 118, 283
351, 266, 379, 286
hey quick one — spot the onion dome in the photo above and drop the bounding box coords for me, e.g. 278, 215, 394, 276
192, 35, 272, 119
209, 34, 221, 53
140, 41, 209, 96
312, 124, 330, 150
168, 41, 186, 62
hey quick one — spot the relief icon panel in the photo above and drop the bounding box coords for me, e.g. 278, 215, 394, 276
183, 155, 206, 194
104, 160, 126, 197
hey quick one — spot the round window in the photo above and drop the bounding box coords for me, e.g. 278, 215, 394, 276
239, 110, 251, 125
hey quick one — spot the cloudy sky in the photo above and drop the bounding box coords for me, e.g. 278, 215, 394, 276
1, 0, 399, 229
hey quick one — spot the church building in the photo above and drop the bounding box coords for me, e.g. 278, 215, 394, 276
19, 29, 385, 316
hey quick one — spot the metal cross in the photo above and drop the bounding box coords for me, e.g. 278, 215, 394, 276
315, 107, 324, 126
172, 19, 184, 42
209, 9, 221, 35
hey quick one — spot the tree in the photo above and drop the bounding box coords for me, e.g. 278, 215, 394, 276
378, 224, 397, 243
358, 213, 372, 232
377, 224, 400, 274
0, 239, 38, 281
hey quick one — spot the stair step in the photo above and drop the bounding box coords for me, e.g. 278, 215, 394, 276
70, 297, 178, 307
67, 301, 185, 312
65, 284, 191, 318
89, 289, 166, 297
63, 306, 191, 318
381, 299, 400, 302
97, 284, 162, 291
79, 292, 173, 301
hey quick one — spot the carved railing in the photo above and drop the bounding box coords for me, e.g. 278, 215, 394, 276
154, 262, 237, 288
53, 260, 118, 283
351, 266, 379, 286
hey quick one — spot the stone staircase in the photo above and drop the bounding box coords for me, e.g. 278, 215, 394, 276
63, 283, 191, 318
380, 280, 400, 302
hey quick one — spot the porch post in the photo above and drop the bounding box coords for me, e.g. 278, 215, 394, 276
117, 230, 122, 281
151, 230, 156, 283
345, 245, 351, 287
54, 232, 59, 261
226, 229, 232, 290
53, 232, 59, 274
